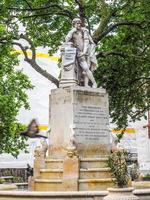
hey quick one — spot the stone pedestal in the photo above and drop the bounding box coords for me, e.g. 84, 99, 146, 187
59, 43, 78, 88
59, 63, 78, 88
32, 86, 112, 191
49, 86, 110, 158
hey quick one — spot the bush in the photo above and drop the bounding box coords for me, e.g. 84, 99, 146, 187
0, 178, 5, 184
128, 163, 139, 181
107, 150, 130, 188
143, 174, 150, 181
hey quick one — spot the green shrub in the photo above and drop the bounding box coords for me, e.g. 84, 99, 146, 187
128, 163, 139, 181
107, 150, 130, 188
143, 174, 150, 181
0, 178, 5, 184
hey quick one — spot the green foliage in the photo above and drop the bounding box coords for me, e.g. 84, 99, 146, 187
128, 163, 139, 181
94, 1, 150, 128
143, 174, 150, 181
0, 42, 33, 157
0, 178, 5, 184
107, 150, 130, 188
0, 0, 149, 130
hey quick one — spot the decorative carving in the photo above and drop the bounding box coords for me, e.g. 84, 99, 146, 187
41, 138, 48, 158
34, 138, 48, 159
65, 124, 78, 158
34, 146, 43, 158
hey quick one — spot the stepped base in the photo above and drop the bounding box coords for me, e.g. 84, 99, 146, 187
32, 87, 112, 191
32, 156, 115, 191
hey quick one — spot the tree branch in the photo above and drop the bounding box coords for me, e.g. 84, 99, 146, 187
23, 0, 32, 9
7, 4, 64, 11
92, 0, 114, 44
92, 0, 144, 44
95, 21, 144, 43
20, 34, 36, 61
97, 48, 149, 61
27, 60, 59, 87
8, 4, 74, 19
74, 0, 86, 25
13, 36, 59, 87
129, 108, 149, 119
12, 11, 73, 19
0, 37, 9, 43
13, 41, 28, 60
97, 51, 126, 58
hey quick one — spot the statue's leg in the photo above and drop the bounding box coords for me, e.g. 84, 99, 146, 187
84, 74, 90, 88
78, 57, 97, 88
84, 57, 92, 88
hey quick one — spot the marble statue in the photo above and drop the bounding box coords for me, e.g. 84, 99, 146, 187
61, 18, 98, 88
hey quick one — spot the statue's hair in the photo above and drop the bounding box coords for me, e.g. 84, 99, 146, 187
72, 18, 82, 26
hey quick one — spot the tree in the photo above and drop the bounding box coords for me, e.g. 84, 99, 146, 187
1, 0, 150, 130
0, 22, 33, 156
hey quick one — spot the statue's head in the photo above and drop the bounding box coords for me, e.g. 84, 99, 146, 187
72, 18, 82, 29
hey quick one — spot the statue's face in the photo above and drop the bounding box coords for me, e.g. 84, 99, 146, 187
74, 21, 82, 30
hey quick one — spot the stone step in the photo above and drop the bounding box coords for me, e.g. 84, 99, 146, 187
34, 179, 63, 191
79, 178, 115, 191
45, 157, 108, 169
80, 157, 108, 168
34, 177, 114, 191
80, 168, 111, 179
45, 159, 63, 169
40, 169, 63, 179
39, 167, 111, 179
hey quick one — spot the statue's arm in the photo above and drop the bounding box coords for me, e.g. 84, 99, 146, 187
65, 28, 76, 43
83, 29, 90, 55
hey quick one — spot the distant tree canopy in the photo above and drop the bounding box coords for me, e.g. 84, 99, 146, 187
0, 19, 33, 156
0, 0, 150, 134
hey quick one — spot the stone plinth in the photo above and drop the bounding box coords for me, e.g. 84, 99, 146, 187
32, 86, 112, 191
49, 86, 110, 158
59, 63, 78, 88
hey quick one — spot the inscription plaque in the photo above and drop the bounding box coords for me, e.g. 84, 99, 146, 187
73, 105, 109, 144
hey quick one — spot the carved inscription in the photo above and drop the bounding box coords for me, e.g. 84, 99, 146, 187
73, 105, 109, 144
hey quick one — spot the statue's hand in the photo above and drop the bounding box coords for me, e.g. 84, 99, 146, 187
78, 52, 85, 58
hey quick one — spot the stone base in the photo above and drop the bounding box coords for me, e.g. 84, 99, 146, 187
32, 86, 112, 191
32, 155, 115, 191
49, 86, 110, 158
59, 61, 78, 88
0, 189, 150, 200
59, 79, 78, 88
